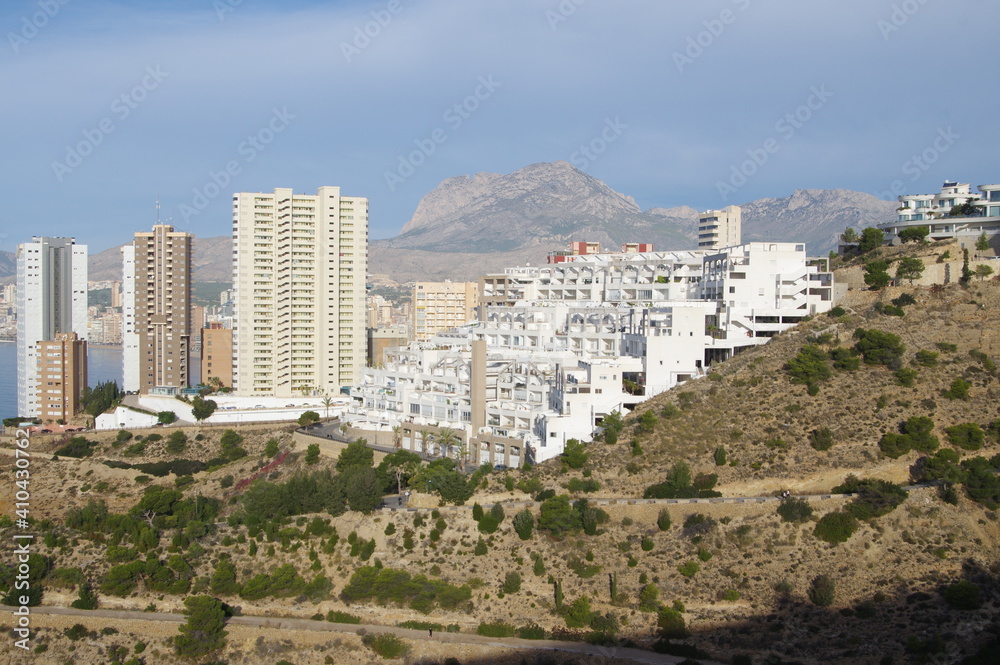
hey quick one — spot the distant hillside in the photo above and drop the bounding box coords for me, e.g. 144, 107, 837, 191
370, 162, 897, 282
87, 235, 233, 283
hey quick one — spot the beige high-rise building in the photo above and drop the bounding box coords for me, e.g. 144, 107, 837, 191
413, 281, 479, 341
36, 332, 87, 422
201, 323, 233, 390
123, 224, 193, 393
233, 186, 368, 396
698, 205, 742, 250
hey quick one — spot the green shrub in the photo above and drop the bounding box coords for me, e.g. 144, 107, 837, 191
915, 350, 939, 367
942, 580, 982, 610
562, 439, 589, 469
502, 571, 522, 594
656, 606, 690, 639
637, 410, 658, 434
827, 306, 846, 317
677, 561, 700, 577
513, 509, 534, 540
808, 575, 836, 606
853, 328, 905, 365
785, 344, 832, 390
834, 476, 907, 519
809, 427, 835, 451
641, 536, 654, 552
327, 610, 361, 624
935, 342, 958, 353
720, 589, 741, 602
713, 446, 727, 466
476, 622, 515, 637
776, 497, 813, 523
943, 378, 971, 400
54, 437, 97, 458
813, 512, 858, 544
567, 477, 601, 493
363, 633, 409, 658
829, 347, 861, 372
516, 623, 546, 640
945, 423, 984, 450
656, 508, 671, 531
397, 620, 442, 631
895, 367, 919, 386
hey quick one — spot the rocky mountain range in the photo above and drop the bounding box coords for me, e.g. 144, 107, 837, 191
0, 162, 898, 285
369, 161, 896, 281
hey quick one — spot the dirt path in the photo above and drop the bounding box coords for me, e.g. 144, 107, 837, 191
3, 604, 724, 665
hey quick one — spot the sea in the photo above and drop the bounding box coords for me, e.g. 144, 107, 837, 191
0, 341, 127, 419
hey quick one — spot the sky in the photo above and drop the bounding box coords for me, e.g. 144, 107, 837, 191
1, 0, 997, 255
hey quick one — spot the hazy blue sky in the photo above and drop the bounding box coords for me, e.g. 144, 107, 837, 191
1, 0, 996, 253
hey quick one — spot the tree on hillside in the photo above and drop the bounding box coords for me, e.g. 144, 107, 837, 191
898, 226, 929, 243
858, 227, 885, 253
336, 439, 374, 471
80, 380, 122, 416
863, 260, 891, 290
298, 411, 320, 427
895, 257, 925, 285
840, 227, 859, 244
191, 396, 217, 422
975, 264, 994, 281
174, 595, 227, 658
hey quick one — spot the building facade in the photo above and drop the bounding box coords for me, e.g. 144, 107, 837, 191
412, 281, 479, 341
122, 225, 193, 394
16, 236, 88, 417
201, 323, 233, 390
232, 186, 368, 397
698, 205, 742, 249
878, 181, 1000, 248
36, 332, 87, 422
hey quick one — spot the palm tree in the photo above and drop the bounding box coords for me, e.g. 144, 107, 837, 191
436, 428, 459, 460
417, 430, 431, 455
391, 424, 402, 449
321, 397, 334, 418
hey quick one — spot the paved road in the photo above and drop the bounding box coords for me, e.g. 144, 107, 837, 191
4, 605, 724, 665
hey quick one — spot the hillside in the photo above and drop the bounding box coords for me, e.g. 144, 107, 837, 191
2, 248, 998, 665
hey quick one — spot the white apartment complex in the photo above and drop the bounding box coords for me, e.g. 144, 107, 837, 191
232, 187, 368, 397
349, 242, 833, 465
698, 205, 742, 249
878, 181, 1000, 247
16, 237, 88, 417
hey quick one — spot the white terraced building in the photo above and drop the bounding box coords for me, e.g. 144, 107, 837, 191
349, 242, 834, 465
878, 181, 1000, 248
